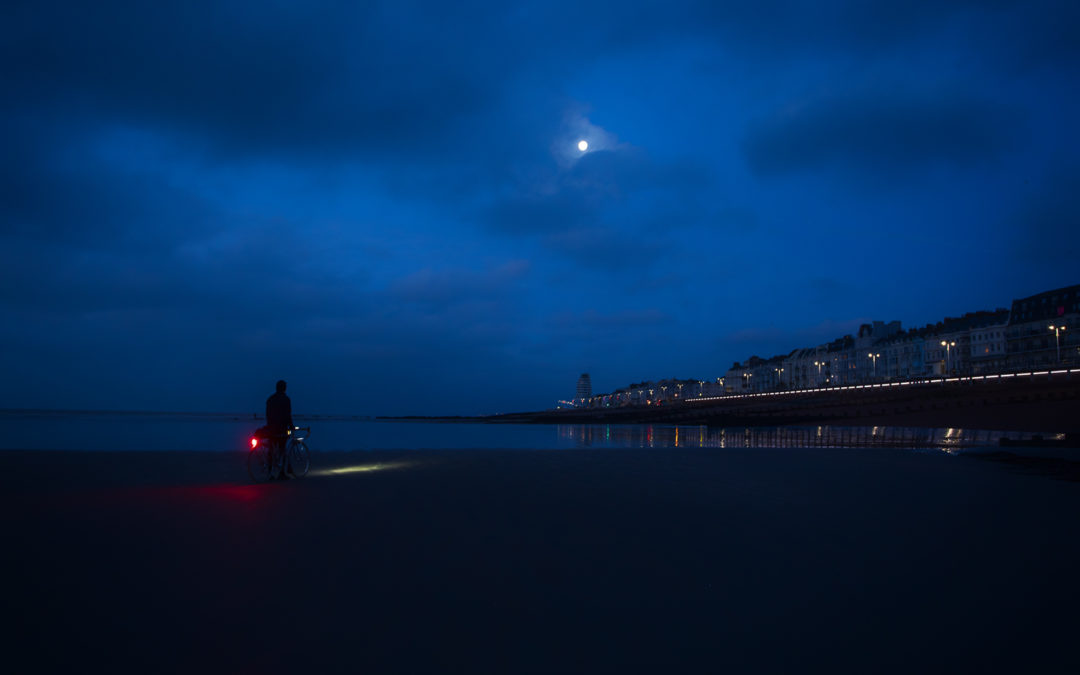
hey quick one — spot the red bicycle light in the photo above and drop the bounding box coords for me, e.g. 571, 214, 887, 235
250, 438, 258, 449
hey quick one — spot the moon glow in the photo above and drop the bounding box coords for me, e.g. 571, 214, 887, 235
577, 140, 588, 152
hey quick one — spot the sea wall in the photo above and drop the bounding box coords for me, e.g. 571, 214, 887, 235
500, 376, 1080, 433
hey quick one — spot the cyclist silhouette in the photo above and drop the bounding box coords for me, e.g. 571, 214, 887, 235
266, 380, 294, 479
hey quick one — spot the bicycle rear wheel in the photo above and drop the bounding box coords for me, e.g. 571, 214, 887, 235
248, 446, 272, 483
287, 440, 310, 478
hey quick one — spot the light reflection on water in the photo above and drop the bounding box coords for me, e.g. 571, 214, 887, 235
557, 424, 1056, 452
0, 409, 1056, 452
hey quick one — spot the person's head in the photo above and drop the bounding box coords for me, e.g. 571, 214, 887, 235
276, 380, 287, 393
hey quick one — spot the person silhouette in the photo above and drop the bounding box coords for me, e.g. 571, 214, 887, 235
266, 380, 294, 479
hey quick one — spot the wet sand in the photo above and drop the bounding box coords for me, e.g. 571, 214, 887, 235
7, 447, 1080, 673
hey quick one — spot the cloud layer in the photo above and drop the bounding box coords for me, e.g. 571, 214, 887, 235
1, 0, 1077, 413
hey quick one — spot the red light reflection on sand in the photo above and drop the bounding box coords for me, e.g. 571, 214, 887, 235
186, 484, 264, 502
48, 478, 279, 512
88, 483, 269, 506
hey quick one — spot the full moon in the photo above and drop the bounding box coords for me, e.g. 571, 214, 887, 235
577, 140, 588, 152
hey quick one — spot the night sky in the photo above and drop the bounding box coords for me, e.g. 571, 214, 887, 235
3, 1, 1078, 415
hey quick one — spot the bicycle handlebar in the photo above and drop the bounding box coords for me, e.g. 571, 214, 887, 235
291, 426, 311, 439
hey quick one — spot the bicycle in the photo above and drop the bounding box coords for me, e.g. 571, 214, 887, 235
248, 426, 311, 483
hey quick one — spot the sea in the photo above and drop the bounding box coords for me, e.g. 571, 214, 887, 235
0, 409, 1045, 453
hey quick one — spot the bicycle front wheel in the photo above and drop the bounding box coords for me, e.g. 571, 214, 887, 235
248, 446, 272, 483
287, 440, 310, 478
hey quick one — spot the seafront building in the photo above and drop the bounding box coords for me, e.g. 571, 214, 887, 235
576, 373, 592, 398
567, 284, 1079, 408
573, 373, 592, 407
1005, 286, 1080, 370
969, 318, 1009, 374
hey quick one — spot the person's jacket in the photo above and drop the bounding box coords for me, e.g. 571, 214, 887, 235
266, 392, 293, 434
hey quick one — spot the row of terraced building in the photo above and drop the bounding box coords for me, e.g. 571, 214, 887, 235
723, 284, 1079, 394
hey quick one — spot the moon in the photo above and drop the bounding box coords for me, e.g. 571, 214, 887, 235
577, 140, 588, 152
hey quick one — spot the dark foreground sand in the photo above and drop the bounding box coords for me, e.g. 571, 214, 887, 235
7, 447, 1080, 674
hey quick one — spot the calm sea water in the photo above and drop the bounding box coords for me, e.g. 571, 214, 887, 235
0, 410, 1035, 452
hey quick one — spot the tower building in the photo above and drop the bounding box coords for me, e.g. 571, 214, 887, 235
575, 373, 592, 400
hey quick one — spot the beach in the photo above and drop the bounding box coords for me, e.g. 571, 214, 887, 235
8, 446, 1080, 673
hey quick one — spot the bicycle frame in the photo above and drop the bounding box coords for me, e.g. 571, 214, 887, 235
248, 426, 311, 482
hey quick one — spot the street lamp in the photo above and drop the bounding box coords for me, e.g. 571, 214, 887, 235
940, 340, 956, 374
1049, 325, 1067, 363
868, 352, 880, 378
813, 360, 823, 386
774, 367, 784, 389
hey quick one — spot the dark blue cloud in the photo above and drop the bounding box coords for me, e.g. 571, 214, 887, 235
482, 144, 715, 268
1011, 164, 1080, 267
1, 2, 506, 159
743, 88, 1020, 178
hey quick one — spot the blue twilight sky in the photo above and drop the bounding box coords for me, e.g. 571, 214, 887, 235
2, 1, 1078, 415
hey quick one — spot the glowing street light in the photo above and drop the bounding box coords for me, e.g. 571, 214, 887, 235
774, 367, 784, 388
813, 360, 823, 386
868, 352, 880, 378
1049, 324, 1067, 363
940, 340, 956, 374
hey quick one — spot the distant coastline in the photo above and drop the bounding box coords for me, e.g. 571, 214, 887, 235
0, 409, 375, 422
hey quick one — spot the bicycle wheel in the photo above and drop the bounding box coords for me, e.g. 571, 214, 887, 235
287, 440, 310, 478
248, 446, 272, 483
